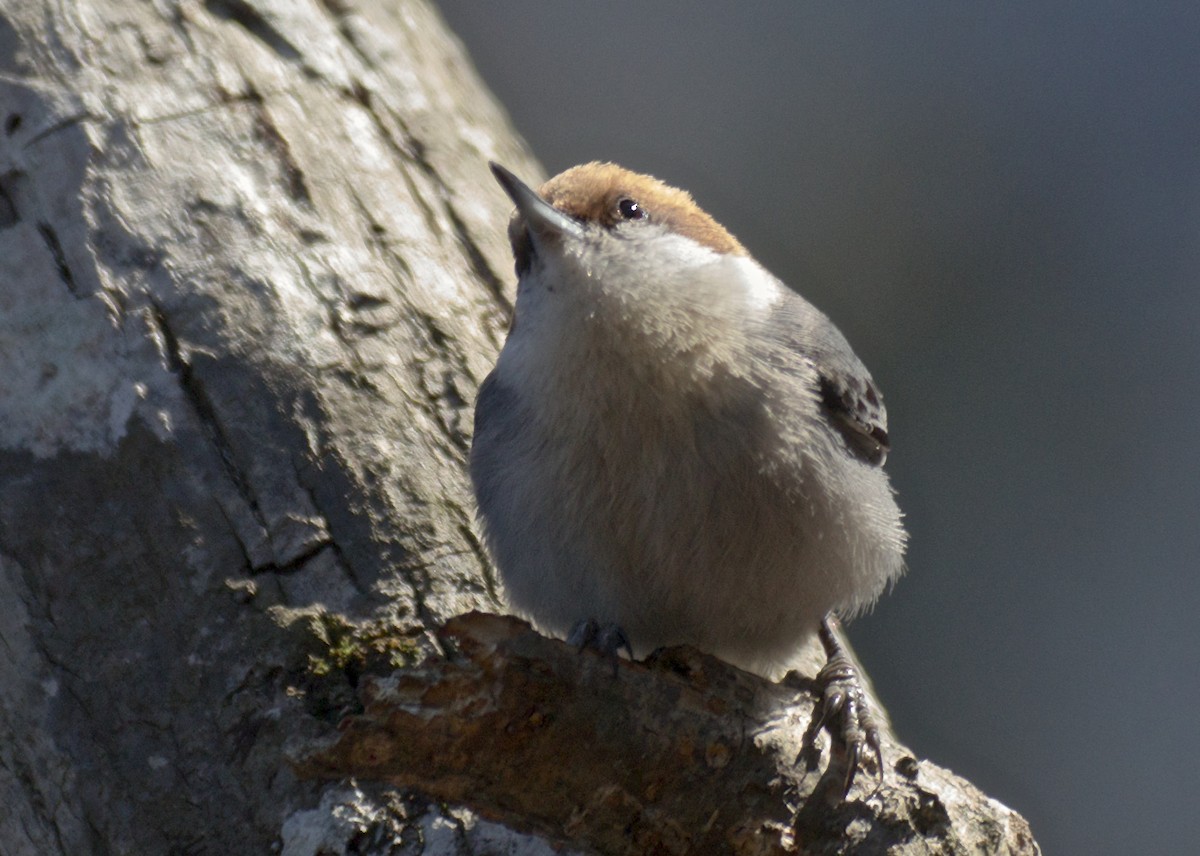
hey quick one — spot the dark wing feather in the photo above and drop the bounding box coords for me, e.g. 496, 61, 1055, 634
763, 286, 891, 467
817, 368, 890, 466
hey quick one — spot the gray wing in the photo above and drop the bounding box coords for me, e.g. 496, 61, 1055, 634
470, 370, 529, 519
471, 371, 517, 479
472, 370, 509, 441
764, 291, 890, 467
816, 357, 890, 466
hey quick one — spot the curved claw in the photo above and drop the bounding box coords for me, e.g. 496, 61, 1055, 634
568, 618, 633, 676
568, 618, 601, 651
801, 615, 887, 798
843, 735, 860, 798
596, 623, 634, 663
866, 719, 884, 789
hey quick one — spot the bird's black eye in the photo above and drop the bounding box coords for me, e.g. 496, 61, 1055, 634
617, 197, 645, 221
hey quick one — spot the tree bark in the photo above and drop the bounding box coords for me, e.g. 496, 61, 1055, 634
0, 1, 1040, 853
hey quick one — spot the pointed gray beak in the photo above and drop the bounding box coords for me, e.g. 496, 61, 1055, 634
490, 162, 585, 243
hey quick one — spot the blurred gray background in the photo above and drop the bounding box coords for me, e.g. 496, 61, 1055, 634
435, 2, 1200, 852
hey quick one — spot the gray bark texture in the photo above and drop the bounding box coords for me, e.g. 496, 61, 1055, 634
0, 1, 1041, 854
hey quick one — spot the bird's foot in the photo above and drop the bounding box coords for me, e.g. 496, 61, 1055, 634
799, 615, 885, 798
567, 618, 634, 676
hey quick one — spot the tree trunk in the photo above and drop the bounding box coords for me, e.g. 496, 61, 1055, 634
0, 1, 1039, 853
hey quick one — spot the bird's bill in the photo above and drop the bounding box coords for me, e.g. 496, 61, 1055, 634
489, 162, 585, 243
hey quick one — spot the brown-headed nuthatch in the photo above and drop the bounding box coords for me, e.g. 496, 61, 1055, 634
473, 162, 907, 791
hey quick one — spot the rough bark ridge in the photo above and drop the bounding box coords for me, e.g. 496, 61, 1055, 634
301, 613, 1040, 855
1, 0, 528, 851
0, 1, 1040, 853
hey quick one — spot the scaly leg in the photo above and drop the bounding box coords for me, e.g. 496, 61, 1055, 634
568, 618, 634, 676
801, 614, 885, 797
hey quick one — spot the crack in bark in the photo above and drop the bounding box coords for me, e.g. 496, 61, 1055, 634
287, 252, 458, 610
252, 541, 335, 577
346, 185, 416, 287
36, 222, 84, 298
147, 301, 273, 553
441, 197, 511, 316
322, 28, 511, 318
214, 495, 256, 575
292, 465, 364, 596
408, 309, 475, 460
22, 112, 93, 150
285, 389, 384, 600
0, 171, 20, 229
204, 0, 304, 67
132, 86, 295, 127
458, 522, 498, 604
384, 106, 512, 316
246, 87, 314, 206
294, 253, 389, 399
314, 0, 365, 65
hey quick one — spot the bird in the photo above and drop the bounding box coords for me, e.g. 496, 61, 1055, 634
471, 160, 907, 792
